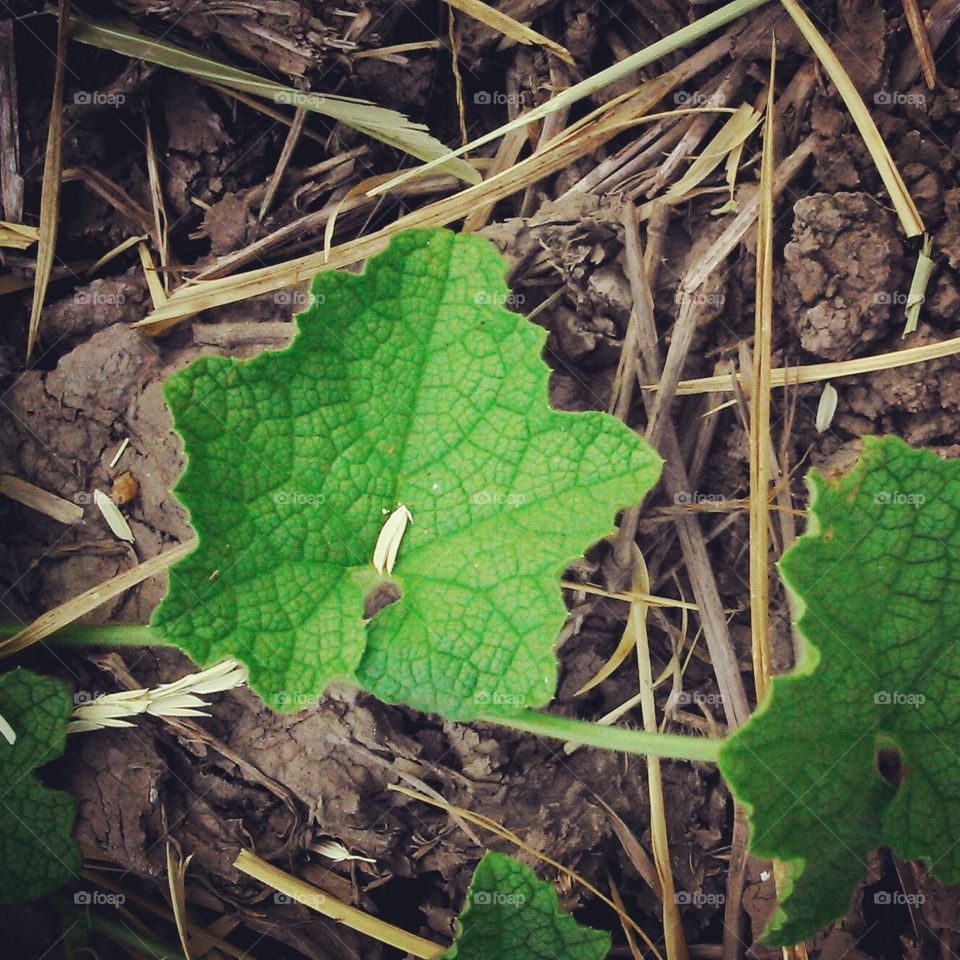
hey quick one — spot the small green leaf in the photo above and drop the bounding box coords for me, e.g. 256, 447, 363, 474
720, 436, 960, 945
153, 228, 660, 719
442, 852, 610, 960
0, 668, 81, 902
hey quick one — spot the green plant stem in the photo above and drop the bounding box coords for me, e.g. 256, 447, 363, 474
0, 623, 158, 646
481, 709, 723, 762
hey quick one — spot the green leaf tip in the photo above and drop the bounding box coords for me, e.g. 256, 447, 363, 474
720, 435, 960, 945
0, 668, 81, 902
442, 851, 611, 960
153, 227, 661, 720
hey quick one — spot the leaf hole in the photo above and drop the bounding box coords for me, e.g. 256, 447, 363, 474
364, 580, 401, 619
876, 744, 902, 789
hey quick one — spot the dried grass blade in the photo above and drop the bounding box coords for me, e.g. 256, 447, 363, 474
368, 0, 774, 195
233, 849, 445, 959
62, 13, 479, 184
443, 0, 574, 65
27, 0, 70, 361
0, 539, 195, 658
749, 44, 776, 704
780, 0, 923, 238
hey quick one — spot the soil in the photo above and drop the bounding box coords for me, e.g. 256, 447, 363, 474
2, 1, 960, 959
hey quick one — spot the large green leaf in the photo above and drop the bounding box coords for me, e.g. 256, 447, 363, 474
153, 228, 661, 719
0, 668, 81, 902
720, 436, 960, 945
442, 851, 610, 960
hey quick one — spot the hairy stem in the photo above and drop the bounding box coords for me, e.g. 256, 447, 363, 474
481, 709, 723, 763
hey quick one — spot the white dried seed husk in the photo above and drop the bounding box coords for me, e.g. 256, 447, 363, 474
372, 504, 413, 575
815, 382, 838, 433
94, 489, 135, 542
68, 658, 247, 733
312, 839, 377, 864
0, 711, 16, 745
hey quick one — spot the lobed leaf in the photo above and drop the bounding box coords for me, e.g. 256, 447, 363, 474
0, 668, 81, 902
720, 436, 960, 944
153, 228, 661, 720
442, 851, 610, 960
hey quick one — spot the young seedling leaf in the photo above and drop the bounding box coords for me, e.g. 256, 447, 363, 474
153, 228, 661, 719
442, 851, 611, 960
719, 435, 960, 945
0, 668, 81, 902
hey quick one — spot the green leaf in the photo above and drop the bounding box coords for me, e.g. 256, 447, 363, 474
153, 228, 660, 719
442, 851, 610, 960
0, 668, 81, 902
719, 435, 960, 945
